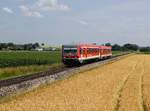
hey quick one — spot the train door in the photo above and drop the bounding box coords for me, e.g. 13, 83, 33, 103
99, 48, 101, 59
83, 48, 87, 58
100, 49, 104, 59
80, 48, 86, 59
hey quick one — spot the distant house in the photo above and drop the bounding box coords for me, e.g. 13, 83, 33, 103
52, 48, 56, 51
35, 48, 43, 51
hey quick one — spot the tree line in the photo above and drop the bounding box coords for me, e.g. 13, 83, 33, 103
0, 42, 40, 50
105, 43, 150, 52
0, 42, 150, 52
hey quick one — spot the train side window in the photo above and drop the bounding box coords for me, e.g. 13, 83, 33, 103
94, 48, 97, 54
91, 48, 94, 54
89, 49, 91, 54
89, 48, 91, 54
90, 48, 93, 54
96, 49, 99, 54
87, 48, 89, 54
82, 48, 86, 54
96, 48, 98, 53
80, 48, 82, 54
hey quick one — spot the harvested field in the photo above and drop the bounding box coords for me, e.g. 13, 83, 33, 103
0, 54, 150, 111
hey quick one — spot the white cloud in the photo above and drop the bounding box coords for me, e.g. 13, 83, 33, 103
35, 0, 70, 11
19, 0, 69, 18
19, 5, 43, 18
78, 20, 89, 25
2, 7, 14, 14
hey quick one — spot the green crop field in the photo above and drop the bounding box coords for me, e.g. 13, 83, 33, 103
0, 51, 61, 68
0, 51, 124, 68
0, 51, 62, 80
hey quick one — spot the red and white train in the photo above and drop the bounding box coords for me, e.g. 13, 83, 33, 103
62, 44, 112, 65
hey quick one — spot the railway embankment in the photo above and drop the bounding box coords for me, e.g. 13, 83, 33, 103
0, 53, 131, 98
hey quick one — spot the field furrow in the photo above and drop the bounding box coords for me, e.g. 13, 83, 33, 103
143, 74, 150, 111
143, 55, 150, 111
0, 55, 150, 111
117, 56, 145, 111
112, 61, 138, 111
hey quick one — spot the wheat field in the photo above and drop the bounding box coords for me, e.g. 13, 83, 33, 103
0, 54, 150, 111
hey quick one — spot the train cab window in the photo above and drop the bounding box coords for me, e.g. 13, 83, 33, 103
64, 48, 77, 55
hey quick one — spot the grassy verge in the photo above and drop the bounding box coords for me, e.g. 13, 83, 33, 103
139, 52, 150, 54
0, 63, 63, 80
112, 51, 126, 56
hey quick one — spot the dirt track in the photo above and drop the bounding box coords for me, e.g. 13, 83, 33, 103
0, 54, 150, 111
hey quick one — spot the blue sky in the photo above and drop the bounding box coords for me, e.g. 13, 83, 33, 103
0, 0, 150, 46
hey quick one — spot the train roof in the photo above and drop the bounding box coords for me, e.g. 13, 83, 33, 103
99, 46, 112, 49
63, 44, 99, 48
62, 44, 111, 49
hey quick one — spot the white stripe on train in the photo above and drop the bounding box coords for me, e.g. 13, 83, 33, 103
78, 54, 112, 61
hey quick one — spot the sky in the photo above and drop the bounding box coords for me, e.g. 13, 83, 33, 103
0, 0, 150, 46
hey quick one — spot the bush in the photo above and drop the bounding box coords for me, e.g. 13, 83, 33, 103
140, 47, 150, 52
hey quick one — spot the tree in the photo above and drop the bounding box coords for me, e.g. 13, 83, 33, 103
32, 43, 40, 49
140, 47, 150, 52
23, 43, 33, 50
112, 44, 122, 51
0, 43, 7, 50
41, 43, 45, 46
7, 42, 15, 50
105, 43, 111, 46
123, 43, 139, 51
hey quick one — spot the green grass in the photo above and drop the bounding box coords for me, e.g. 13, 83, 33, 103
112, 51, 125, 56
139, 51, 150, 54
0, 51, 61, 68
0, 63, 63, 80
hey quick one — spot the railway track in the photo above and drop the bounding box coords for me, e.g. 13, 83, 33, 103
0, 53, 130, 88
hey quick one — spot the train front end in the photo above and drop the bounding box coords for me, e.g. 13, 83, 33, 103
62, 45, 80, 65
